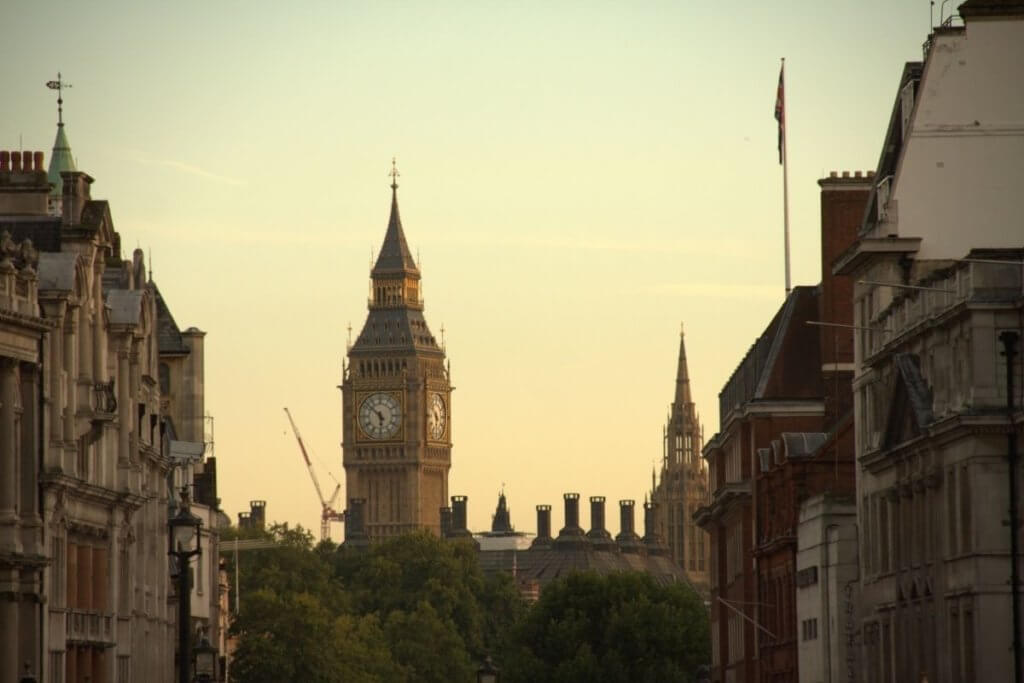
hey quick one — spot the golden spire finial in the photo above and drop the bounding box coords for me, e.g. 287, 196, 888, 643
389, 157, 400, 190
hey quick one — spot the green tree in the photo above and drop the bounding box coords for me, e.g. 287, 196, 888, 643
504, 571, 710, 683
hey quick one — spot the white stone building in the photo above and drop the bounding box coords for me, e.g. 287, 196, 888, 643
834, 2, 1024, 680
795, 494, 859, 683
0, 114, 222, 683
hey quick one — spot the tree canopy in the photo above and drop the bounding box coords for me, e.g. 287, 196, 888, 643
225, 525, 709, 682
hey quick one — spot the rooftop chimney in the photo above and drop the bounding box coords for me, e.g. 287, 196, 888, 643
60, 170, 94, 226
615, 499, 644, 554
0, 150, 51, 215
440, 506, 453, 538
586, 496, 615, 551
642, 501, 668, 556
554, 493, 587, 549
343, 498, 370, 549
449, 496, 474, 540
531, 504, 552, 548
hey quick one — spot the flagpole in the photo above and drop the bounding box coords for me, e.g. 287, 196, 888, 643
781, 58, 791, 297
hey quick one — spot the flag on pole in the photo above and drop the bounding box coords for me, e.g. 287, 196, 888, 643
774, 64, 785, 165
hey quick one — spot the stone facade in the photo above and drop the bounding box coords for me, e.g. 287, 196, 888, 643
653, 328, 710, 593
0, 129, 221, 682
835, 5, 1024, 680
342, 176, 452, 539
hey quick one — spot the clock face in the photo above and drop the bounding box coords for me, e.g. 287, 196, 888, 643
359, 392, 402, 440
428, 393, 446, 440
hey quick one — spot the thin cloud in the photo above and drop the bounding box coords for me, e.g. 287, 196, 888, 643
134, 156, 245, 186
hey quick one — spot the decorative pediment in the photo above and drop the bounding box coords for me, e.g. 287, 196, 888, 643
881, 353, 934, 450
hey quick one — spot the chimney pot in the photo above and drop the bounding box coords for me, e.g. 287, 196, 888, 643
842, 171, 850, 178
830, 171, 838, 178
33, 151, 44, 171
535, 504, 552, 539
0, 151, 8, 171
11, 151, 21, 172
867, 170, 875, 177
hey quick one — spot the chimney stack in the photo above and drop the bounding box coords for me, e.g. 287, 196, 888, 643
531, 504, 552, 548
554, 493, 586, 549
343, 498, 369, 549
440, 506, 453, 538
586, 496, 615, 551
642, 501, 668, 556
449, 496, 474, 539
11, 151, 21, 172
615, 500, 643, 554
61, 171, 94, 226
0, 151, 9, 171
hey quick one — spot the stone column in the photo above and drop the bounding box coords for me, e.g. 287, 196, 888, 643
0, 359, 17, 524
0, 576, 17, 683
63, 308, 77, 444
118, 341, 130, 464
50, 309, 64, 443
129, 341, 140, 463
92, 271, 105, 384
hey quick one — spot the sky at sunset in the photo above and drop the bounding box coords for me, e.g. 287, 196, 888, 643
1, 1, 936, 537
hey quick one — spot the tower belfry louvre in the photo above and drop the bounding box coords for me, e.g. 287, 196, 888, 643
341, 165, 452, 539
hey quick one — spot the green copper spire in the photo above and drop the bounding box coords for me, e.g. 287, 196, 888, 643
45, 73, 76, 199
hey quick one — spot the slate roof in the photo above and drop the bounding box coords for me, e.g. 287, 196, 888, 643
153, 282, 189, 355
47, 124, 77, 198
37, 252, 78, 291
718, 287, 822, 427
107, 290, 144, 326
372, 186, 419, 276
350, 307, 442, 355
478, 542, 690, 591
959, 0, 1024, 16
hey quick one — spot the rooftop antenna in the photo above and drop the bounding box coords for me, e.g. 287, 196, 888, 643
46, 73, 71, 127
930, 1, 935, 28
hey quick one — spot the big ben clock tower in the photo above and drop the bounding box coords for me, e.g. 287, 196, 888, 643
341, 163, 452, 539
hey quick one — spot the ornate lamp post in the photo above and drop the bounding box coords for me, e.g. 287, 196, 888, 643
169, 489, 203, 683
194, 633, 217, 683
476, 656, 499, 683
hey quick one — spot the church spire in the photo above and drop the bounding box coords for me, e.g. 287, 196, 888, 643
372, 158, 419, 277
675, 322, 693, 406
45, 73, 77, 211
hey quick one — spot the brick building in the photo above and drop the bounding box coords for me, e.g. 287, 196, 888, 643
695, 172, 869, 683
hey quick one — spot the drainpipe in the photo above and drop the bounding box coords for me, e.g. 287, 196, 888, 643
1000, 330, 1021, 683
821, 522, 840, 683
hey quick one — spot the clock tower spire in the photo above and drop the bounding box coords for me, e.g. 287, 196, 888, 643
341, 163, 452, 540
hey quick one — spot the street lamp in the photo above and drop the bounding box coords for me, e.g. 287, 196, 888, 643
194, 633, 217, 683
169, 488, 203, 683
476, 656, 499, 683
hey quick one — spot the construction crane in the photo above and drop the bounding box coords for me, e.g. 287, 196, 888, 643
283, 407, 344, 542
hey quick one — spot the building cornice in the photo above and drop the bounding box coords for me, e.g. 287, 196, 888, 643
833, 237, 922, 276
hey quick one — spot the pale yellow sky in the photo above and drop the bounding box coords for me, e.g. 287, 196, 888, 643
2, 1, 932, 536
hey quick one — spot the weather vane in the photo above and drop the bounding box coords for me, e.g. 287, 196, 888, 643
389, 157, 400, 189
46, 72, 71, 126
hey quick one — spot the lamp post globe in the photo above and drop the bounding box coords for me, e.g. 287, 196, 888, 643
194, 634, 217, 683
476, 656, 499, 683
